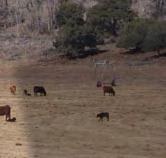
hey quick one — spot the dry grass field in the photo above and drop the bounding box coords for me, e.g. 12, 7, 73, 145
0, 50, 166, 158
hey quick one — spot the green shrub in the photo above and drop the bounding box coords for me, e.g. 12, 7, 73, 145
54, 2, 97, 58
143, 21, 166, 54
118, 19, 149, 51
87, 0, 134, 37
56, 1, 84, 27
118, 19, 166, 54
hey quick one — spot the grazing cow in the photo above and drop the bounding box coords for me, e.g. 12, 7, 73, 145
10, 85, 16, 95
34, 86, 47, 96
0, 105, 11, 121
96, 81, 102, 87
97, 112, 109, 121
24, 89, 31, 96
103, 86, 115, 96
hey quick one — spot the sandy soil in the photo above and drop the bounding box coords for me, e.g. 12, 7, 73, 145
0, 52, 166, 158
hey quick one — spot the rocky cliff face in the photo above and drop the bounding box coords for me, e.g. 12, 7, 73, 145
132, 0, 166, 20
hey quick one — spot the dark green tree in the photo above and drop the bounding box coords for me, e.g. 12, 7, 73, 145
118, 19, 166, 54
55, 24, 97, 58
143, 21, 166, 55
87, 0, 134, 37
56, 1, 84, 27
54, 1, 97, 58
117, 19, 150, 51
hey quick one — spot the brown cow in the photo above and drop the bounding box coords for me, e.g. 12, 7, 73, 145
10, 85, 16, 95
103, 86, 115, 96
0, 105, 11, 121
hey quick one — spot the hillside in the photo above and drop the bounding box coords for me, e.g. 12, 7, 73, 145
0, 0, 165, 61
0, 1, 166, 158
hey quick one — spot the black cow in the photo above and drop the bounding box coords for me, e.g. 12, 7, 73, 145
96, 81, 102, 87
34, 86, 47, 96
97, 112, 109, 121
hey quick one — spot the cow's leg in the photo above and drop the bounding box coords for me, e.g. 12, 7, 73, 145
6, 109, 11, 121
6, 115, 8, 121
8, 113, 11, 120
6, 114, 10, 121
98, 117, 102, 122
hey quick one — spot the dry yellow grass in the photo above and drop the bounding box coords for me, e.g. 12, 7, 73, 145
0, 56, 166, 158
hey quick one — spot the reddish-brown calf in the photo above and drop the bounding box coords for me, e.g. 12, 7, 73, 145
103, 86, 115, 96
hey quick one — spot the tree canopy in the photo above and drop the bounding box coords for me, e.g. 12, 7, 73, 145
117, 19, 149, 50
56, 1, 84, 27
87, 0, 134, 37
54, 1, 97, 58
118, 19, 166, 54
143, 21, 166, 54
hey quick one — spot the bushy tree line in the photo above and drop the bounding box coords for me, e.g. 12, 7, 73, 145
54, 0, 166, 58
54, 1, 97, 58
118, 19, 166, 54
87, 0, 134, 37
54, 0, 134, 58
